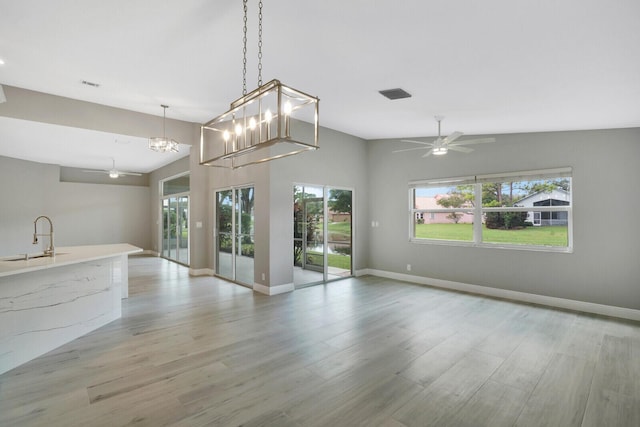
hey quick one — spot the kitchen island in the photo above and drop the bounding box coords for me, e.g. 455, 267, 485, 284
0, 243, 142, 375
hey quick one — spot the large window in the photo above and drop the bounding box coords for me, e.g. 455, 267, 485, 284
410, 168, 572, 251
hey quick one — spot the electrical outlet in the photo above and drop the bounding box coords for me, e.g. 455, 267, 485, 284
407, 264, 411, 271
262, 273, 266, 281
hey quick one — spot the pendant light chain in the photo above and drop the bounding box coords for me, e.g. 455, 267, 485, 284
257, 0, 263, 86
162, 105, 168, 137
242, 0, 248, 96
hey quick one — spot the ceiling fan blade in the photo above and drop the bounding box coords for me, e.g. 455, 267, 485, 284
400, 139, 434, 146
392, 146, 431, 154
451, 137, 496, 146
447, 145, 474, 153
421, 149, 435, 158
443, 131, 463, 144
81, 169, 141, 176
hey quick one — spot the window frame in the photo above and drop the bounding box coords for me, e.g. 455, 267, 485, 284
409, 168, 573, 253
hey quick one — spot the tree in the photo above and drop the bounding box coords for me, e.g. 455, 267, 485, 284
482, 183, 502, 205
522, 179, 570, 197
436, 192, 468, 224
293, 186, 325, 266
446, 212, 464, 224
328, 189, 352, 213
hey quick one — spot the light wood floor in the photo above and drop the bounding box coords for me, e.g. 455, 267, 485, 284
1, 256, 638, 426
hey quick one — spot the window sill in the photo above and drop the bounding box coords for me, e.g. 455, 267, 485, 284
410, 238, 573, 254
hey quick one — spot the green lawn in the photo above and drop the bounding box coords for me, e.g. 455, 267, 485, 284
306, 251, 351, 269
416, 223, 568, 246
328, 221, 351, 234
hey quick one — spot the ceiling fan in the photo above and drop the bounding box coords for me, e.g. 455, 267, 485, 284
393, 116, 495, 157
82, 158, 142, 179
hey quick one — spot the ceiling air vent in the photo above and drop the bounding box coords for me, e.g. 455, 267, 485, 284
81, 80, 100, 88
379, 88, 411, 100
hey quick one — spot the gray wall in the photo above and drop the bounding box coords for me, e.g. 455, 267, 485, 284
267, 125, 369, 286
367, 127, 640, 310
204, 123, 368, 288
0, 156, 150, 257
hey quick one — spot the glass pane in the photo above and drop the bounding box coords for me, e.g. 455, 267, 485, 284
293, 186, 304, 268
162, 174, 190, 196
293, 185, 325, 286
235, 187, 255, 285
483, 211, 568, 246
327, 188, 352, 278
413, 186, 474, 242
177, 196, 189, 265
482, 178, 571, 208
217, 190, 233, 233
235, 234, 254, 285
216, 190, 234, 280
304, 199, 324, 271
162, 198, 171, 258
235, 187, 255, 236
217, 233, 233, 278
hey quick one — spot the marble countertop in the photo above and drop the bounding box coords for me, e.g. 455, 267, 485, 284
0, 244, 143, 278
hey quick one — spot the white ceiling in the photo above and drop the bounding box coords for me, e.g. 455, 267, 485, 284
0, 0, 639, 171
0, 116, 189, 173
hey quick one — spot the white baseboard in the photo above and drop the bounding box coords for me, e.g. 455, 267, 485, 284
355, 269, 369, 277
189, 268, 214, 277
253, 282, 295, 296
362, 269, 640, 322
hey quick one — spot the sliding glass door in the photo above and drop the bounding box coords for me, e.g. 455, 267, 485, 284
293, 185, 353, 287
216, 186, 255, 286
161, 174, 190, 266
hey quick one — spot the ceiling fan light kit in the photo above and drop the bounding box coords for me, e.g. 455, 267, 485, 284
149, 105, 179, 153
199, 0, 319, 169
432, 146, 448, 156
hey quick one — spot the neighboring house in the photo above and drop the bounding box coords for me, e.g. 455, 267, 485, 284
514, 188, 570, 226
415, 195, 474, 224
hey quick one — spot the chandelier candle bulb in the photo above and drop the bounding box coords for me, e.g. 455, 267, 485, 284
223, 130, 231, 154
249, 117, 257, 146
235, 123, 242, 150
264, 109, 272, 142
284, 101, 292, 137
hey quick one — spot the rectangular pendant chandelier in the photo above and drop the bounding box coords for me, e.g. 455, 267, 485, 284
200, 79, 319, 169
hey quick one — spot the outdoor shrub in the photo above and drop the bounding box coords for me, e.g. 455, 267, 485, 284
485, 212, 503, 229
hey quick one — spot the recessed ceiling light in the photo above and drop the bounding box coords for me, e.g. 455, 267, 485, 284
0, 58, 5, 66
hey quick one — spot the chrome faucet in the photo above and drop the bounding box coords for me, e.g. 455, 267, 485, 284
33, 215, 55, 257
